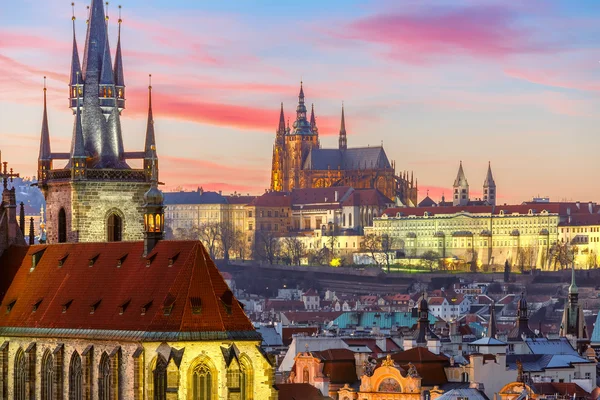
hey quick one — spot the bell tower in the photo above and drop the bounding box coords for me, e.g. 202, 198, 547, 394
39, 0, 158, 244
452, 161, 469, 206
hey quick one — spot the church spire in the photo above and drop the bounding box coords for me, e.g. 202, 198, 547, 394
293, 81, 311, 135
453, 161, 469, 206
39, 78, 51, 161
69, 3, 82, 90
38, 77, 52, 183
483, 161, 497, 205
114, 5, 126, 110
82, 0, 109, 80
310, 104, 318, 134
71, 75, 87, 181
144, 75, 158, 180
488, 302, 497, 338
277, 103, 286, 134
339, 103, 347, 150
569, 264, 578, 297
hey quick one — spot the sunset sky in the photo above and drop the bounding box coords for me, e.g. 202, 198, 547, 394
1, 0, 599, 204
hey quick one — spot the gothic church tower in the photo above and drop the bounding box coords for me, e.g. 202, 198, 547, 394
38, 0, 158, 244
483, 162, 496, 206
453, 161, 469, 206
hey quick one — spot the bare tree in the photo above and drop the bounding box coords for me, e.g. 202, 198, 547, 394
549, 242, 575, 271
233, 231, 249, 261
465, 248, 478, 272
586, 250, 597, 269
362, 234, 382, 267
324, 233, 339, 263
254, 231, 281, 265
381, 234, 401, 273
517, 244, 536, 273
421, 250, 440, 272
283, 236, 305, 265
198, 222, 221, 260
174, 225, 200, 240
216, 221, 237, 263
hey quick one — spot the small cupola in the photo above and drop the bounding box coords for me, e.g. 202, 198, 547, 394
143, 147, 164, 257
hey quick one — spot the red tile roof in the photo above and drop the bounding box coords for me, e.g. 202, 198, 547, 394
313, 349, 358, 385
386, 347, 450, 386
383, 204, 563, 218
0, 241, 256, 339
276, 383, 326, 400
250, 192, 291, 208
533, 382, 590, 397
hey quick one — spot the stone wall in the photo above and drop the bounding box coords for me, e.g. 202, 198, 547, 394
0, 336, 277, 400
45, 180, 149, 243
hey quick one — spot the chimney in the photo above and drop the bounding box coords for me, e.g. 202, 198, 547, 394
589, 202, 593, 214
335, 191, 339, 202
576, 201, 581, 210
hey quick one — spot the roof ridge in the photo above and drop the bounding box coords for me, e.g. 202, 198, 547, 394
199, 244, 227, 332
175, 242, 201, 332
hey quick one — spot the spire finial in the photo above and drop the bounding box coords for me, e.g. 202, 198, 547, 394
105, 1, 109, 22
43, 76, 47, 92
71, 2, 76, 21
569, 264, 578, 294
86, 5, 90, 24
149, 73, 152, 91
118, 4, 122, 24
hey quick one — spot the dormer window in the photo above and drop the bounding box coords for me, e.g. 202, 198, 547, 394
89, 254, 100, 267
5, 299, 16, 314
32, 299, 42, 313
190, 297, 202, 315
141, 301, 152, 315
145, 253, 157, 267
169, 252, 180, 267
62, 300, 73, 313
117, 254, 128, 268
90, 300, 101, 314
119, 300, 130, 315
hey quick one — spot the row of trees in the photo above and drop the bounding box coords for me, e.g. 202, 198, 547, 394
171, 221, 248, 262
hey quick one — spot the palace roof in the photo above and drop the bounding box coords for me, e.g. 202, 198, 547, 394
0, 241, 257, 341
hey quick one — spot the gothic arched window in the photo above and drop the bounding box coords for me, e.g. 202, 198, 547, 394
192, 364, 212, 400
69, 351, 83, 400
107, 213, 123, 242
14, 348, 26, 400
153, 356, 167, 400
41, 350, 54, 400
98, 353, 111, 400
349, 213, 353, 227
58, 208, 67, 243
302, 367, 309, 383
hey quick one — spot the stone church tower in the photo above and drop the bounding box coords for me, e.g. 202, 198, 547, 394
38, 0, 158, 244
483, 162, 497, 206
453, 161, 469, 206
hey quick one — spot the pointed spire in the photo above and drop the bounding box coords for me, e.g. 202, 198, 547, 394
29, 217, 35, 246
339, 103, 347, 150
484, 161, 496, 187
310, 104, 317, 129
82, 0, 109, 80
69, 3, 82, 87
569, 264, 578, 295
39, 77, 51, 161
299, 80, 305, 102
488, 301, 497, 338
144, 75, 157, 159
114, 5, 125, 87
100, 32, 114, 85
278, 103, 286, 133
72, 74, 86, 158
453, 161, 468, 187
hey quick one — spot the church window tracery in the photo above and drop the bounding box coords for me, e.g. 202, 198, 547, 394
153, 355, 167, 400
69, 351, 83, 400
98, 353, 111, 400
192, 364, 212, 400
14, 348, 26, 400
41, 350, 54, 400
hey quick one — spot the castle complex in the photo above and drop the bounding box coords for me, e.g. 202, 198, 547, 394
270, 84, 418, 206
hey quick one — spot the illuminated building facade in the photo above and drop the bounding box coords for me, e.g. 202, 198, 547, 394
270, 84, 418, 206
369, 204, 562, 269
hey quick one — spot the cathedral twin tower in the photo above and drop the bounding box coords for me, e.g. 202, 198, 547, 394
38, 0, 159, 244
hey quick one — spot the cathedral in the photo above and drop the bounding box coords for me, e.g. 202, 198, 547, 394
270, 84, 418, 206
0, 1, 277, 399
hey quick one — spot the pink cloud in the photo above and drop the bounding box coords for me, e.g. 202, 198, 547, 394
504, 67, 600, 92
335, 5, 555, 63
